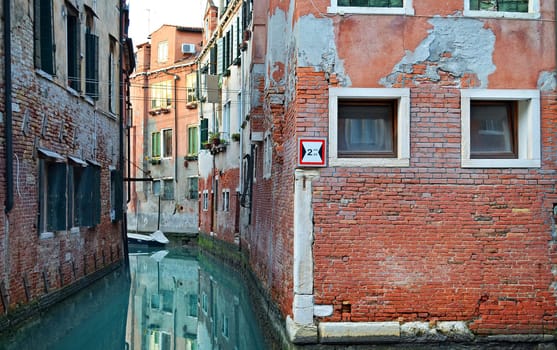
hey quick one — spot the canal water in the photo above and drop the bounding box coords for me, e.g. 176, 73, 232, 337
0, 246, 268, 350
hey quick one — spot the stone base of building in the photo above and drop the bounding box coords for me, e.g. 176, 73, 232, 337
0, 261, 123, 335
198, 233, 556, 349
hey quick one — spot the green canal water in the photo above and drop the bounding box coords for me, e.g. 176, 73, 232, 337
0, 246, 268, 350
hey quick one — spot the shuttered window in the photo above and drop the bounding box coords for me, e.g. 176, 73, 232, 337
34, 0, 55, 74
110, 169, 123, 222
67, 4, 81, 91
85, 33, 99, 99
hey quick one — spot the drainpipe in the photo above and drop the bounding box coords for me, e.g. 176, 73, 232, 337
4, 0, 13, 214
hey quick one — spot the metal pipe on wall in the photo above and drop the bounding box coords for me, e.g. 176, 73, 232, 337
3, 0, 13, 214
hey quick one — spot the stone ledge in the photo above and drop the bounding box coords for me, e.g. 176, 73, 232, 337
319, 321, 400, 344
286, 316, 318, 344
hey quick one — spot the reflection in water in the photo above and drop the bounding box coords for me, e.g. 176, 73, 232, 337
126, 246, 267, 350
0, 247, 268, 350
0, 268, 130, 350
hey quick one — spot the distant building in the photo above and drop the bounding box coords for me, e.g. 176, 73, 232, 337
127, 25, 202, 235
0, 0, 133, 325
196, 1, 249, 243
202, 0, 557, 346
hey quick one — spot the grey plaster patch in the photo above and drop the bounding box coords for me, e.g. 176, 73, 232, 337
381, 17, 495, 88
266, 9, 291, 86
295, 14, 351, 86
538, 71, 557, 91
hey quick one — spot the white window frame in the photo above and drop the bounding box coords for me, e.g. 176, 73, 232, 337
463, 0, 540, 19
161, 128, 173, 159
222, 189, 230, 212
263, 132, 272, 179
329, 87, 410, 167
202, 190, 209, 211
461, 89, 540, 168
158, 40, 168, 63
327, 0, 414, 15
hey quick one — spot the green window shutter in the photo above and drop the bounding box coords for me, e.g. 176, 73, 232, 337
152, 132, 161, 157
200, 119, 208, 143
67, 9, 81, 91
217, 38, 223, 74
73, 166, 86, 226
78, 166, 93, 226
47, 162, 67, 231
85, 33, 99, 99
188, 126, 199, 155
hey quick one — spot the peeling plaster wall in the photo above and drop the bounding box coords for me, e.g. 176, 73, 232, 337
380, 18, 495, 88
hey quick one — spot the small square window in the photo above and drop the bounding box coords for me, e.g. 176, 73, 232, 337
338, 100, 396, 158
329, 88, 410, 167
461, 89, 540, 168
470, 101, 517, 159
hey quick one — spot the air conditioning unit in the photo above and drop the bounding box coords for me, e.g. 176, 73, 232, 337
181, 43, 196, 54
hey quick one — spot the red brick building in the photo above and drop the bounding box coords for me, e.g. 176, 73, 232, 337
0, 0, 132, 327
239, 0, 557, 345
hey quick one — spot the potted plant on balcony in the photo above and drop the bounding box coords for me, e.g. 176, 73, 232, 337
209, 132, 221, 146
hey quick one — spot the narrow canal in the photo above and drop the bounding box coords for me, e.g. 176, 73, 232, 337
0, 246, 268, 350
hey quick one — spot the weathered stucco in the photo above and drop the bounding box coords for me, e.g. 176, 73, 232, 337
381, 18, 496, 88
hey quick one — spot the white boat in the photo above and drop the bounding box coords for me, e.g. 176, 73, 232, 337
127, 230, 169, 246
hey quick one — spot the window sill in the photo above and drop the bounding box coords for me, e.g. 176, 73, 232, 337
70, 227, 80, 235
330, 157, 409, 167
39, 232, 55, 240
463, 10, 540, 20
461, 158, 540, 168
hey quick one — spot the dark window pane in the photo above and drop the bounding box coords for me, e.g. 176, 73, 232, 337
470, 0, 529, 12
163, 129, 173, 157
47, 162, 67, 231
85, 33, 99, 99
338, 0, 403, 7
338, 100, 396, 157
470, 101, 517, 158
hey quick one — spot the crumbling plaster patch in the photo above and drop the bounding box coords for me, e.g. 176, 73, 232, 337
295, 15, 351, 87
381, 17, 496, 88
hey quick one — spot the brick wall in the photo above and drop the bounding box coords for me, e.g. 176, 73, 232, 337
0, 0, 123, 314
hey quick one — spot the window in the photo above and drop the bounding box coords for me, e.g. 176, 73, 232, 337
162, 129, 173, 158
464, 0, 539, 18
328, 0, 414, 15
188, 126, 199, 156
34, 0, 56, 74
188, 177, 199, 200
186, 73, 197, 105
109, 37, 117, 112
162, 179, 174, 200
85, 11, 99, 99
66, 3, 80, 91
222, 190, 230, 212
338, 100, 396, 158
461, 89, 540, 168
158, 41, 168, 63
151, 81, 172, 109
329, 88, 410, 167
152, 131, 161, 158
200, 119, 209, 144
110, 169, 123, 222
223, 101, 231, 141
263, 134, 272, 179
188, 294, 198, 317
202, 190, 209, 211
39, 159, 67, 233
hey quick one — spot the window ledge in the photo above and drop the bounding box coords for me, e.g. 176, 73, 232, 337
462, 159, 540, 168
39, 232, 55, 240
463, 10, 540, 20
70, 227, 80, 235
330, 158, 410, 167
